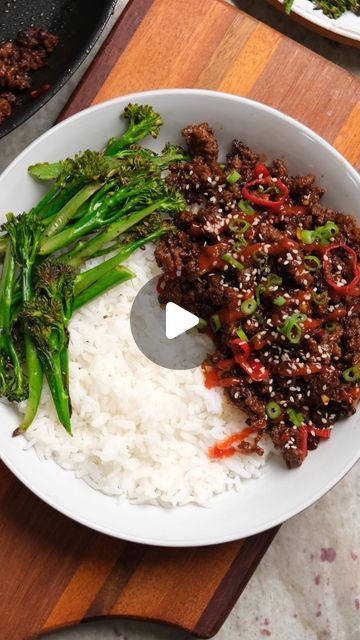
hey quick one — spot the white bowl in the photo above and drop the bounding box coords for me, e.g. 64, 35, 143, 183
0, 89, 359, 546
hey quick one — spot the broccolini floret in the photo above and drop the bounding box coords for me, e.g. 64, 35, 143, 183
105, 104, 163, 156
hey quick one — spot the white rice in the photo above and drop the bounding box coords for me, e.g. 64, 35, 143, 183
20, 247, 273, 507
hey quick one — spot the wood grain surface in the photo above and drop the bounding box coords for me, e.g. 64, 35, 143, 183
1, 0, 359, 639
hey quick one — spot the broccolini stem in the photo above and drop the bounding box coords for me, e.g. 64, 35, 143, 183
62, 201, 164, 268
0, 242, 26, 400
0, 241, 13, 337
31, 183, 59, 218
17, 334, 42, 432
73, 266, 135, 311
42, 353, 72, 434
42, 182, 102, 239
74, 227, 167, 297
0, 236, 7, 257
39, 183, 149, 256
18, 253, 42, 433
37, 180, 83, 221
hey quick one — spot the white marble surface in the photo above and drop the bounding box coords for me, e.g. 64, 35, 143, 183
1, 1, 359, 639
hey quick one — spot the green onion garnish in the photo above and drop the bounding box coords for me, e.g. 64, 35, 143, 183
240, 297, 257, 315
227, 170, 241, 184
300, 221, 339, 246
317, 221, 339, 245
267, 273, 283, 286
229, 219, 251, 235
238, 199, 255, 215
253, 249, 268, 269
304, 255, 321, 271
254, 312, 266, 325
222, 253, 244, 271
343, 366, 360, 382
324, 321, 337, 333
300, 229, 316, 244
266, 401, 282, 419
274, 295, 286, 307
210, 314, 221, 333
278, 312, 307, 344
311, 290, 328, 306
197, 318, 208, 331
236, 325, 249, 342
255, 284, 264, 307
287, 408, 306, 427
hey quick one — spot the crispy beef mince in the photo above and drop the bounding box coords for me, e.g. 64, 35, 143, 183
155, 123, 360, 469
0, 27, 59, 125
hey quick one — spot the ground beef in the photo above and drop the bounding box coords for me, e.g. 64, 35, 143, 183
226, 140, 259, 182
156, 124, 360, 469
16, 27, 59, 53
0, 27, 59, 126
182, 122, 219, 165
0, 90, 15, 124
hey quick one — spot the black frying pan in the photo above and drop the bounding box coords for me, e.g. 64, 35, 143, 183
0, 0, 117, 139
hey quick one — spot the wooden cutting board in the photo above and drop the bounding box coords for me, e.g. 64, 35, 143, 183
1, 1, 359, 639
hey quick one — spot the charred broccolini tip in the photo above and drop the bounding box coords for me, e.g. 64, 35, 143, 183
160, 185, 187, 213
35, 259, 76, 323
105, 104, 163, 156
4, 211, 43, 271
156, 142, 190, 166
5, 211, 44, 434
28, 149, 121, 186
114, 142, 189, 170
22, 296, 72, 435
122, 212, 164, 242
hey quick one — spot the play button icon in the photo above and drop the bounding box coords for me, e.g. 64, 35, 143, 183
130, 276, 210, 370
165, 302, 199, 340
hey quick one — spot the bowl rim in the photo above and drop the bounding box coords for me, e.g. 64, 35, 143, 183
0, 87, 359, 546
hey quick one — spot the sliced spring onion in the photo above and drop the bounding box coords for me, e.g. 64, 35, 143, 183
236, 325, 249, 342
196, 318, 208, 331
240, 297, 257, 315
287, 408, 306, 427
317, 221, 339, 245
299, 229, 316, 244
304, 255, 321, 271
255, 284, 264, 307
254, 311, 266, 325
311, 290, 328, 306
222, 253, 244, 271
299, 221, 339, 246
227, 170, 241, 184
343, 365, 360, 382
267, 273, 283, 286
238, 199, 255, 215
278, 312, 307, 344
266, 401, 282, 419
253, 249, 268, 269
210, 314, 221, 333
324, 321, 337, 333
229, 219, 251, 235
261, 183, 280, 195
232, 237, 248, 251
273, 295, 286, 306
